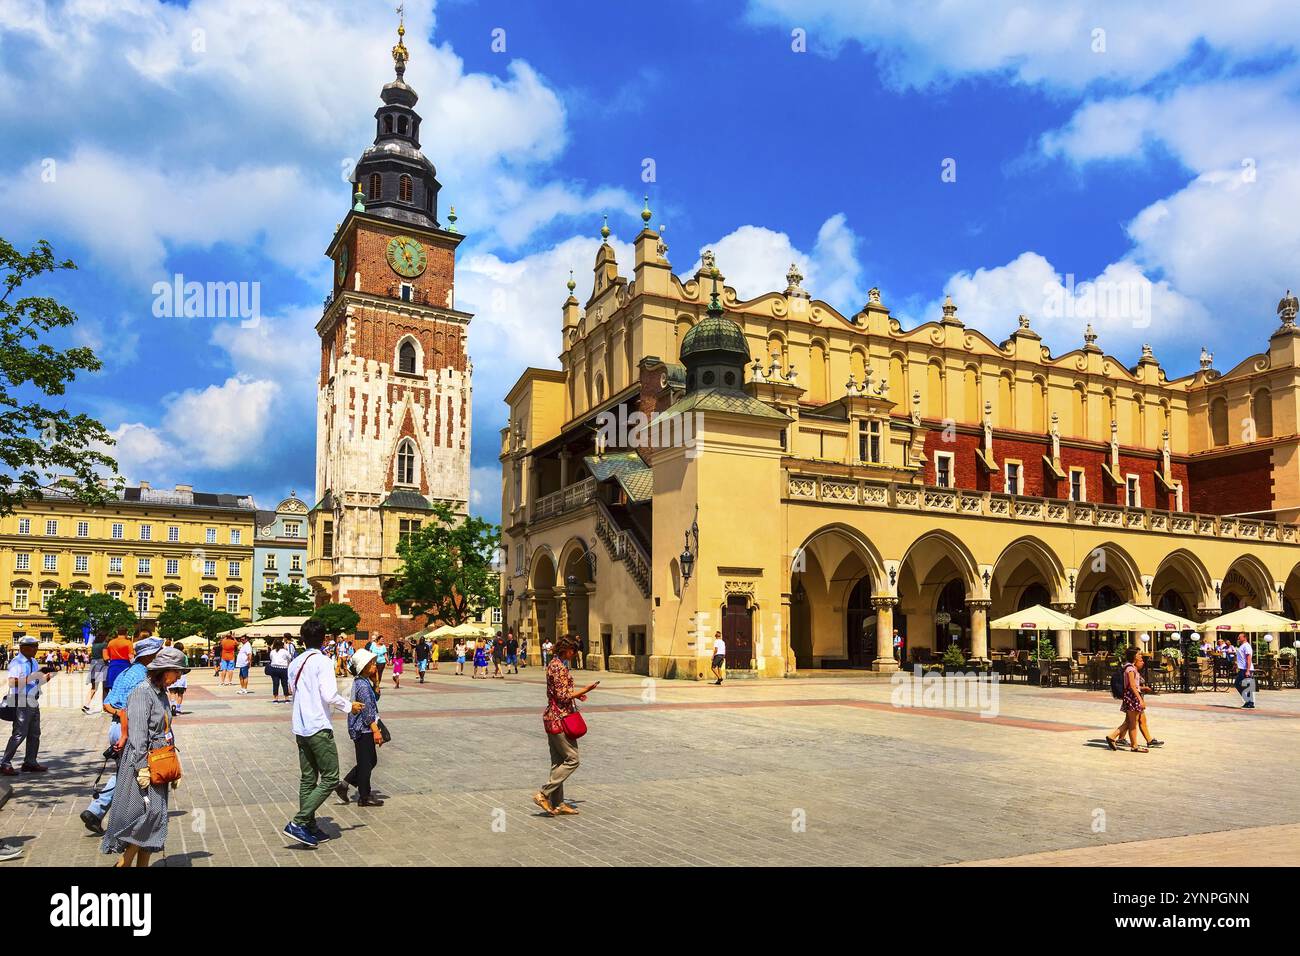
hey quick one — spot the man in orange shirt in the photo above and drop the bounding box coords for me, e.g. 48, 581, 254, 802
219, 633, 239, 686
104, 628, 135, 693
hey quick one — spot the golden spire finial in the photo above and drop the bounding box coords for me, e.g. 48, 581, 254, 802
392, 3, 409, 78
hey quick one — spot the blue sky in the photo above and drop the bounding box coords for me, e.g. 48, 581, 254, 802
3, 0, 1300, 524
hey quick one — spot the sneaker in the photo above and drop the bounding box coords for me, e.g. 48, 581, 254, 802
0, 767, 15, 777
81, 705, 91, 715
334, 782, 350, 804
0, 843, 21, 863
80, 810, 104, 834
283, 822, 318, 847
19, 764, 48, 773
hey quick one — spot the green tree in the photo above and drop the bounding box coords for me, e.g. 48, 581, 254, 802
156, 597, 212, 642
44, 588, 136, 641
200, 610, 242, 644
312, 602, 359, 636
385, 503, 500, 626
257, 581, 315, 620
0, 237, 120, 514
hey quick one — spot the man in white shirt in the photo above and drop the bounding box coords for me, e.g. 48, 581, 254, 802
1235, 632, 1255, 709
711, 630, 726, 685
283, 618, 362, 848
235, 635, 254, 695
2, 637, 53, 774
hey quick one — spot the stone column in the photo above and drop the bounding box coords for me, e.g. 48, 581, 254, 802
966, 599, 991, 662
555, 587, 568, 637
1052, 602, 1075, 659
871, 596, 899, 672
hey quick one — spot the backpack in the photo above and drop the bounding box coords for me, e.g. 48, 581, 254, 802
1110, 666, 1127, 700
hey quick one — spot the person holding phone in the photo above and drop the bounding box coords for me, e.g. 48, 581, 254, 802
533, 634, 599, 817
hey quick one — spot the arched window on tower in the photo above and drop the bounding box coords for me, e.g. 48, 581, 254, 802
398, 116, 409, 135
399, 175, 413, 203
398, 340, 417, 374
384, 115, 394, 134
396, 439, 417, 486
368, 173, 382, 200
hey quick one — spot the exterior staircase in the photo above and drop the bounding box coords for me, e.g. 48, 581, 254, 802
594, 498, 651, 598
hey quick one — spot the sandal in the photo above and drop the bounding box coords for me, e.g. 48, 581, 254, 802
1105, 736, 1118, 751
1131, 745, 1149, 753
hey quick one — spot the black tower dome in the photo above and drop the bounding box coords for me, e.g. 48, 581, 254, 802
351, 20, 442, 230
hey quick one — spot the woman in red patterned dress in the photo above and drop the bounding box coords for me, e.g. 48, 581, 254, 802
533, 635, 600, 816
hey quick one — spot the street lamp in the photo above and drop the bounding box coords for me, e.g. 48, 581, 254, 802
679, 507, 699, 588
505, 584, 514, 608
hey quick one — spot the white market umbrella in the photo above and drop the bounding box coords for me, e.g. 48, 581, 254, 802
988, 604, 1078, 631
1199, 606, 1298, 634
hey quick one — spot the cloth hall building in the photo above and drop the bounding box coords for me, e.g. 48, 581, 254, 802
501, 215, 1300, 678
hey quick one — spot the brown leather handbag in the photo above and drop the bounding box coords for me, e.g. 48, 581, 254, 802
147, 707, 182, 786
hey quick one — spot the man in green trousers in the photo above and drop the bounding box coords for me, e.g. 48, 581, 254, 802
283, 618, 362, 848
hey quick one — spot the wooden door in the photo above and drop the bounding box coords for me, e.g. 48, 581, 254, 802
722, 596, 752, 669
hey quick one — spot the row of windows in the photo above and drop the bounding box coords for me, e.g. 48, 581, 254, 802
921, 452, 1186, 511
263, 553, 303, 571
13, 519, 245, 544
12, 554, 242, 576
366, 172, 430, 211
12, 587, 242, 615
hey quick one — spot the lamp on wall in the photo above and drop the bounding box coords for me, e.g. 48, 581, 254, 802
679, 506, 699, 587
505, 584, 514, 608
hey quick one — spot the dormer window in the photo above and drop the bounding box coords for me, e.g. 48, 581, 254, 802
399, 174, 413, 203
368, 172, 382, 200
399, 340, 417, 373
396, 438, 417, 486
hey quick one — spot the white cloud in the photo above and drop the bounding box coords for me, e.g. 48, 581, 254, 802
745, 0, 1300, 91
917, 251, 1209, 360
683, 214, 868, 309
109, 375, 281, 481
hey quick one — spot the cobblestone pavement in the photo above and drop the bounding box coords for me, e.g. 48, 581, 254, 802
2, 666, 1297, 866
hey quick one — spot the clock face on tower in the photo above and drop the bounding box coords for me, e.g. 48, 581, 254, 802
386, 236, 428, 277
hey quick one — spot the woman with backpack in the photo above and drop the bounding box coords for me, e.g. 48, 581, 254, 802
1105, 646, 1148, 752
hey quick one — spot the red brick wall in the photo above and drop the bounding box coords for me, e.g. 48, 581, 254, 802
920, 426, 1191, 508
339, 221, 457, 310
1187, 449, 1274, 515
314, 585, 429, 642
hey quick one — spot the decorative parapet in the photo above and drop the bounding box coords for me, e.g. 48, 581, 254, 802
533, 477, 596, 521
783, 473, 1295, 544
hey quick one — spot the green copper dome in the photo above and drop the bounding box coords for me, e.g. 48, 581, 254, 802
680, 308, 750, 363
680, 287, 750, 393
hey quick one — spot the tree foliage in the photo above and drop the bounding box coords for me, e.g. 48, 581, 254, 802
0, 237, 120, 515
312, 602, 360, 636
201, 610, 243, 643
44, 588, 137, 641
385, 503, 500, 626
257, 581, 315, 620
156, 597, 213, 642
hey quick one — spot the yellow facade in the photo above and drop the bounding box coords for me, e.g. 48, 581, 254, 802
502, 225, 1300, 678
0, 484, 257, 646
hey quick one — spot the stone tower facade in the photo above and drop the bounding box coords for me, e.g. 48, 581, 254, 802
307, 20, 472, 640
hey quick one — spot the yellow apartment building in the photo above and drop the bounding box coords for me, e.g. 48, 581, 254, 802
0, 483, 257, 646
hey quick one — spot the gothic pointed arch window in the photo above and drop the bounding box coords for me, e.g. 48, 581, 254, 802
396, 438, 417, 486
399, 174, 413, 203
368, 172, 382, 200
398, 339, 417, 373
